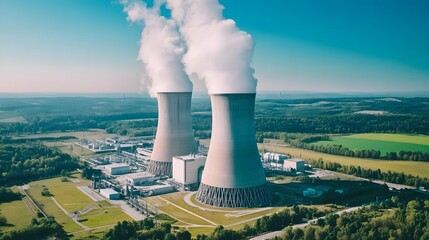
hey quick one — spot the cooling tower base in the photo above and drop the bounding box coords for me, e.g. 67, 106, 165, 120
196, 183, 272, 208
147, 161, 172, 177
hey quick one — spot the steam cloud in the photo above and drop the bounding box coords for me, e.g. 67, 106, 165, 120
121, 0, 192, 96
166, 0, 257, 94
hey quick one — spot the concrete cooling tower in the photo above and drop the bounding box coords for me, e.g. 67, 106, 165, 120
148, 92, 197, 177
196, 93, 272, 208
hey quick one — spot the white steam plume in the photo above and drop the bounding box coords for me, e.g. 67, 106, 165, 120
121, 0, 192, 97
166, 0, 257, 94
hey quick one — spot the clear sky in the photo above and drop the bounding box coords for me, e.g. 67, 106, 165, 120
1, 0, 428, 93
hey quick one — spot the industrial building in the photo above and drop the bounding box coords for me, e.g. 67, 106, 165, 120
136, 184, 175, 196
196, 94, 272, 208
148, 92, 197, 177
283, 158, 305, 173
172, 154, 206, 190
100, 188, 121, 200
105, 163, 131, 175
124, 172, 155, 186
263, 152, 288, 163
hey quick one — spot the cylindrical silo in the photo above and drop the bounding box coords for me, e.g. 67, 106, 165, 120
196, 93, 271, 208
148, 92, 197, 177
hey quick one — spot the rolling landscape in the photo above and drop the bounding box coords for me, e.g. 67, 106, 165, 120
1, 0, 429, 239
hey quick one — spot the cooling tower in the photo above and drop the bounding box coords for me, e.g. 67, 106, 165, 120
148, 92, 197, 177
196, 93, 272, 208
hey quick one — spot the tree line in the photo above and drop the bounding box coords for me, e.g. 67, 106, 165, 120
0, 187, 21, 203
0, 217, 68, 240
289, 139, 429, 162
104, 206, 328, 240
308, 159, 429, 188
0, 142, 79, 186
254, 115, 429, 135
275, 196, 429, 240
103, 218, 191, 240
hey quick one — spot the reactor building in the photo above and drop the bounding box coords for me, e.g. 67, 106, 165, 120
196, 93, 272, 208
148, 92, 197, 177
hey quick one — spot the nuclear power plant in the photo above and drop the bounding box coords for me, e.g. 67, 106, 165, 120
148, 92, 197, 177
196, 93, 272, 208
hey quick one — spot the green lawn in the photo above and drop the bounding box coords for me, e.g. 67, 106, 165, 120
27, 179, 83, 233
25, 175, 132, 236
146, 192, 285, 232
79, 207, 132, 228
0, 200, 34, 232
314, 134, 429, 154
261, 144, 429, 177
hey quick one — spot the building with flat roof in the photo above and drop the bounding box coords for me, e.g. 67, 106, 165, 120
172, 154, 206, 190
283, 158, 305, 173
124, 172, 155, 186
105, 163, 131, 175
100, 188, 120, 200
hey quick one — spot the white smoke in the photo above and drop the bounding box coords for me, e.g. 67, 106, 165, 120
166, 0, 257, 94
121, 0, 192, 97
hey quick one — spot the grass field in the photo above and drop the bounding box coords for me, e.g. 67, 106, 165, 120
0, 200, 34, 232
261, 144, 429, 177
26, 175, 132, 237
145, 192, 286, 236
314, 134, 429, 154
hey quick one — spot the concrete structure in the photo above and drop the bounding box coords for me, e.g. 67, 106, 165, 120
137, 184, 175, 196
172, 154, 206, 190
283, 158, 305, 173
196, 94, 271, 208
105, 163, 131, 175
100, 188, 121, 200
124, 172, 155, 186
148, 92, 197, 177
262, 152, 288, 163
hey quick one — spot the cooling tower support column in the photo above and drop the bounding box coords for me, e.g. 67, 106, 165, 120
196, 93, 272, 208
148, 92, 197, 177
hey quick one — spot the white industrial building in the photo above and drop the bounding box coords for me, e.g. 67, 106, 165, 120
283, 158, 305, 173
100, 188, 121, 200
136, 184, 175, 196
124, 172, 155, 186
105, 163, 131, 175
263, 152, 288, 163
172, 154, 206, 190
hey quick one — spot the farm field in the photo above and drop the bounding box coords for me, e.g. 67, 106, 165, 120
314, 133, 429, 154
261, 144, 429, 178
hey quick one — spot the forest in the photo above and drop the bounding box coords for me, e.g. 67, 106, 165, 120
275, 197, 429, 240
0, 141, 79, 186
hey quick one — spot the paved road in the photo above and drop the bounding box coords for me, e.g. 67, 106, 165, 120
109, 200, 146, 221
77, 186, 105, 201
157, 196, 217, 225
250, 206, 363, 240
51, 196, 89, 230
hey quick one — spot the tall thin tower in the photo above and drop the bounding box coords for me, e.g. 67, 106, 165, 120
196, 93, 271, 208
148, 92, 197, 177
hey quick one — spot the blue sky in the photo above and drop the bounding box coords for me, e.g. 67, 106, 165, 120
0, 0, 428, 93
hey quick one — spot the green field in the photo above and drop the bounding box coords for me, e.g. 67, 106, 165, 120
261, 144, 429, 177
0, 200, 34, 232
26, 175, 132, 237
314, 134, 429, 154
145, 192, 286, 236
